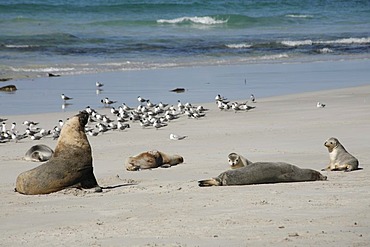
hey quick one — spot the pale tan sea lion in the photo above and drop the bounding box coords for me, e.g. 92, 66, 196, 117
228, 152, 252, 169
24, 144, 54, 162
322, 137, 359, 172
198, 162, 327, 187
125, 150, 184, 171
15, 111, 101, 195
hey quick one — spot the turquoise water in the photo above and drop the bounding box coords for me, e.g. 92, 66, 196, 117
1, 0, 370, 78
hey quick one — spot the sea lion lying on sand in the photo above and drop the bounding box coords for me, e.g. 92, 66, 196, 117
24, 144, 54, 162
322, 137, 359, 172
228, 152, 252, 169
199, 162, 327, 187
15, 111, 101, 195
125, 150, 184, 171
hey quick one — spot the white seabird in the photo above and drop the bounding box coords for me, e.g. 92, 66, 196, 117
96, 81, 104, 88
61, 94, 73, 102
169, 133, 187, 140
317, 102, 326, 108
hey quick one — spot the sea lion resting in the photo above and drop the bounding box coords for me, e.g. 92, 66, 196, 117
15, 111, 102, 195
125, 150, 184, 171
322, 137, 359, 172
24, 144, 54, 162
228, 152, 252, 169
198, 162, 327, 187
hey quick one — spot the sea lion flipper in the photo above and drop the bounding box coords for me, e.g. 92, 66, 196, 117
198, 178, 222, 187
160, 164, 171, 168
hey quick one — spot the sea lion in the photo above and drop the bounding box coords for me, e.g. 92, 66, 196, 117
322, 137, 359, 172
228, 152, 252, 169
24, 144, 54, 162
125, 150, 184, 171
169, 88, 185, 93
198, 162, 327, 187
15, 111, 102, 195
0, 85, 17, 92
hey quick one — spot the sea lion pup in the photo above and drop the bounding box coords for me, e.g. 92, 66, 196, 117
15, 111, 102, 195
125, 150, 184, 171
198, 162, 327, 187
228, 152, 252, 169
24, 144, 54, 162
322, 137, 359, 172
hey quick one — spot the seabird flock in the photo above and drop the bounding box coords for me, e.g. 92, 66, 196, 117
0, 82, 260, 144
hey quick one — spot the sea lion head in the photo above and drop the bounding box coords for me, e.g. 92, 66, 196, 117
228, 152, 241, 168
77, 110, 89, 128
324, 137, 339, 153
125, 151, 160, 171
53, 111, 91, 157
312, 170, 327, 181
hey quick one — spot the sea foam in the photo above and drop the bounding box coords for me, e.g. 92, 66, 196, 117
157, 16, 228, 25
226, 43, 252, 49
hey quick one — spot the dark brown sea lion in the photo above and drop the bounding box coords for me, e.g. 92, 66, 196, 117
198, 162, 327, 187
125, 150, 184, 171
15, 111, 101, 195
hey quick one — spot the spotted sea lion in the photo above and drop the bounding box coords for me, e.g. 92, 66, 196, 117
15, 111, 101, 195
322, 137, 359, 172
24, 144, 54, 162
198, 162, 327, 187
125, 150, 184, 171
228, 152, 252, 169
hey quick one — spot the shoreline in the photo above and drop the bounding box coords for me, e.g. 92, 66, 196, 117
1, 58, 370, 116
2, 56, 370, 83
1, 84, 370, 245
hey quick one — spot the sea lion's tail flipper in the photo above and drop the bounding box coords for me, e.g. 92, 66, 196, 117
198, 178, 221, 187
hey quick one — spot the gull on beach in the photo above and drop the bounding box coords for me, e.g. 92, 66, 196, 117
58, 120, 64, 127
87, 130, 99, 137
101, 97, 117, 106
153, 120, 167, 130
250, 94, 256, 103
215, 94, 227, 101
122, 103, 134, 111
118, 122, 130, 131
39, 128, 51, 137
217, 100, 230, 110
146, 100, 156, 108
1, 122, 6, 133
29, 134, 42, 141
11, 122, 17, 133
96, 81, 104, 88
22, 120, 39, 127
138, 96, 148, 104
61, 94, 73, 102
11, 132, 27, 142
317, 102, 326, 108
169, 133, 187, 140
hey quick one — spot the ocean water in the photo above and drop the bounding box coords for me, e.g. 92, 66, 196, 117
0, 0, 370, 115
1, 0, 370, 78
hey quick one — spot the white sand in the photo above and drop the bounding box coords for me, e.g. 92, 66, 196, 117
1, 84, 369, 246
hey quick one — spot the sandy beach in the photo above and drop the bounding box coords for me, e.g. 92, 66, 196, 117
1, 82, 369, 246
